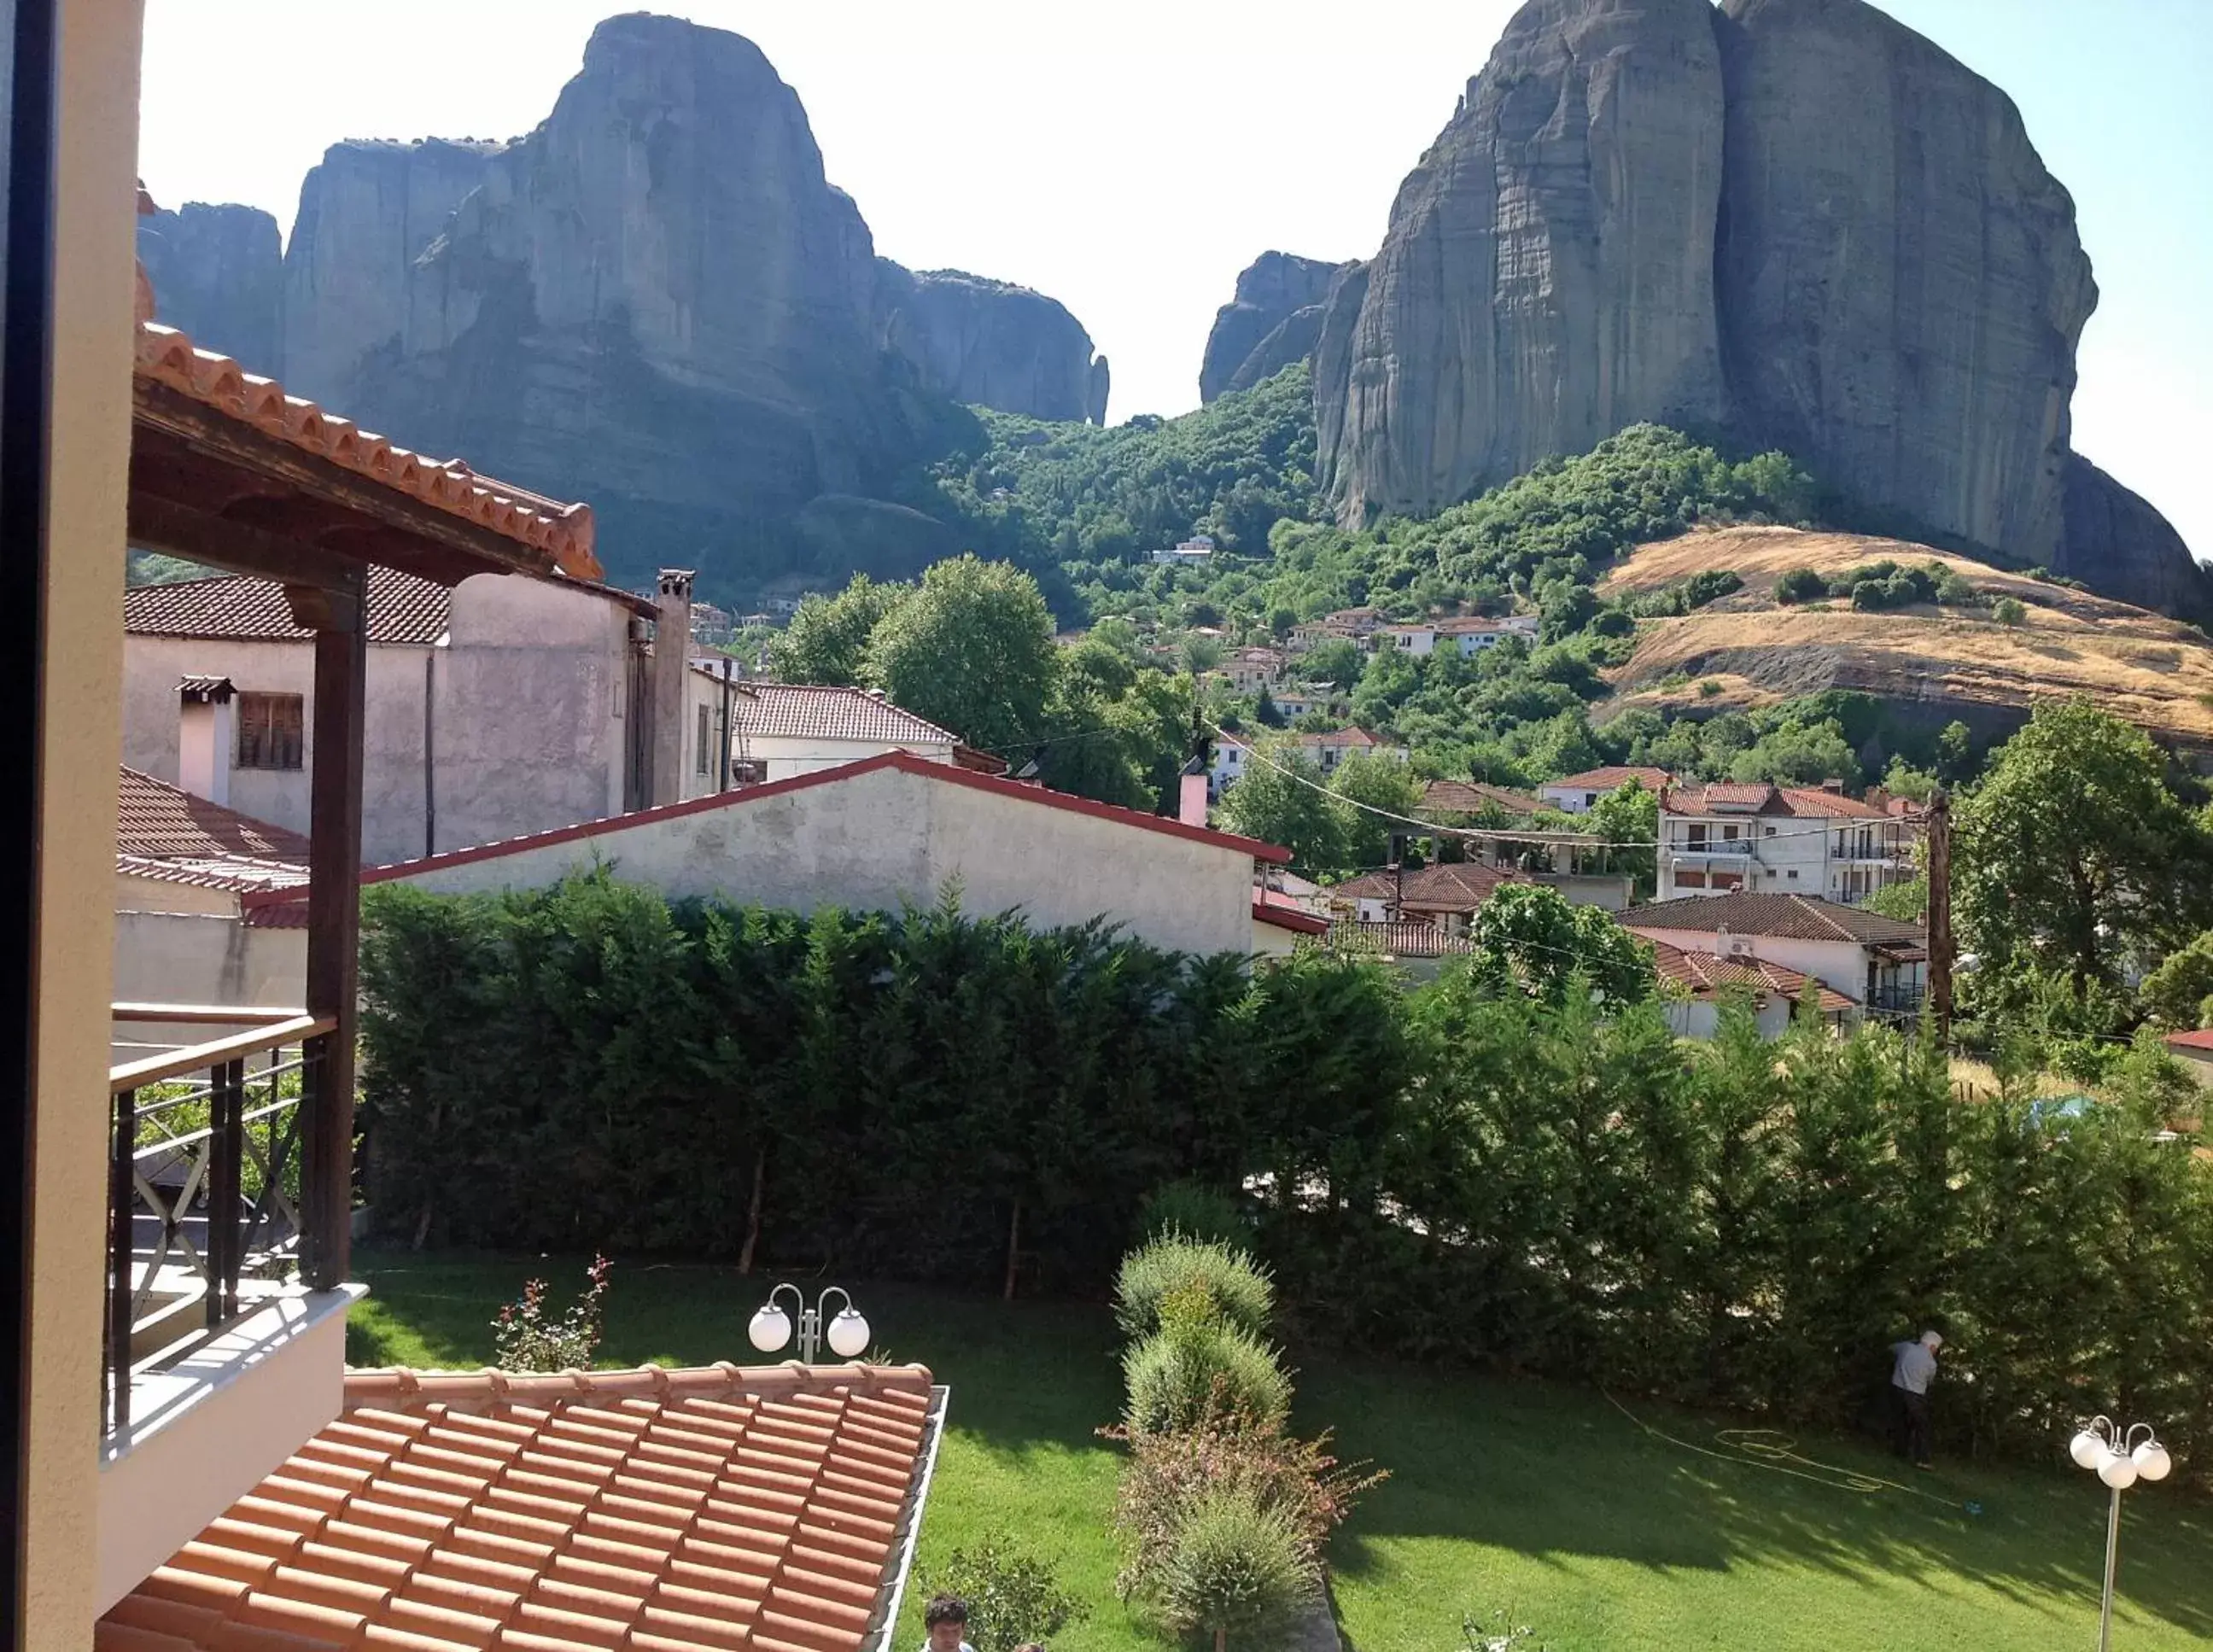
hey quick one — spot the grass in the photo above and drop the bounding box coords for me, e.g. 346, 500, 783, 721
349, 1250, 2213, 1652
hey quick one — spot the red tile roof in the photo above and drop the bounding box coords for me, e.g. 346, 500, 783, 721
96, 1361, 942, 1652
1332, 861, 1525, 913
1419, 780, 1543, 818
1252, 887, 1330, 936
2164, 1029, 2213, 1054
1647, 937, 1855, 1014
239, 750, 1290, 922
1661, 782, 1895, 820
133, 319, 601, 581
1626, 892, 1924, 945
117, 767, 310, 865
1294, 727, 1388, 749
723, 683, 957, 747
1549, 766, 1672, 792
127, 566, 456, 645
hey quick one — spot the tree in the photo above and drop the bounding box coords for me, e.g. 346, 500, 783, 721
1303, 638, 1364, 692
2139, 931, 2213, 1030
1582, 778, 1659, 898
1328, 750, 1423, 871
768, 575, 908, 686
866, 556, 1058, 754
1467, 884, 1653, 1007
1935, 720, 1976, 785
1955, 699, 2213, 994
1217, 739, 1352, 873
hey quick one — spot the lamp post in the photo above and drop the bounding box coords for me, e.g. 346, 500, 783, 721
746, 1283, 871, 1364
2069, 1416, 2173, 1652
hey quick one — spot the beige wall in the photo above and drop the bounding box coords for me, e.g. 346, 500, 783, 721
394, 763, 1261, 957
110, 908, 305, 1010
121, 574, 640, 864
30, 3, 144, 1643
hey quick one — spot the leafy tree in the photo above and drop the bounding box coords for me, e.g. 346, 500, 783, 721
1956, 699, 2213, 993
2139, 931, 2213, 1029
1182, 633, 1227, 676
1302, 638, 1364, 692
1467, 884, 1654, 1007
866, 556, 1057, 754
1581, 777, 1659, 898
1216, 739, 1352, 873
1328, 750, 1423, 871
1773, 566, 1827, 604
1993, 596, 2028, 625
1253, 686, 1285, 728
1861, 873, 1928, 922
1935, 720, 1977, 785
768, 574, 908, 685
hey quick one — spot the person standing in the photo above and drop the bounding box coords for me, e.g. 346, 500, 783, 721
921, 1596, 976, 1652
1889, 1329, 1943, 1469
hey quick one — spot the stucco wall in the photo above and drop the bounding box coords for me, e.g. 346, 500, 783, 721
743, 733, 955, 784
392, 764, 1259, 957
1663, 997, 1793, 1041
111, 909, 305, 1009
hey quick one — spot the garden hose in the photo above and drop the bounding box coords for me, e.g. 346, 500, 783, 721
1603, 1390, 1982, 1514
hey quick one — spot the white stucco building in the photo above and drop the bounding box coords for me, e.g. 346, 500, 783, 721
1657, 780, 1918, 902
1374, 614, 1539, 657
1626, 892, 1928, 1018
1541, 765, 1673, 815
246, 751, 1294, 963
121, 564, 715, 866
710, 676, 963, 784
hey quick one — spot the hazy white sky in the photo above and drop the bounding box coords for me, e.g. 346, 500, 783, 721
138, 1, 2210, 556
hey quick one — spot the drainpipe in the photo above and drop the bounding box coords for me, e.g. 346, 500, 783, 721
422, 651, 436, 856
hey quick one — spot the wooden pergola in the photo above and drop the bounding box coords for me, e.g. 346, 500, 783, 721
124, 272, 601, 1293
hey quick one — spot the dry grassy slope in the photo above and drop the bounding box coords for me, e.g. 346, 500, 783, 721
1597, 526, 2213, 746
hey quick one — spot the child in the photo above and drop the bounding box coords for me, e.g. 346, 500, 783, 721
922, 1595, 976, 1652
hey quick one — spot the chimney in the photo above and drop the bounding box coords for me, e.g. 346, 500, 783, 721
1820, 778, 1845, 793
177, 676, 235, 806
1179, 770, 1210, 828
650, 569, 694, 806
1714, 924, 1732, 962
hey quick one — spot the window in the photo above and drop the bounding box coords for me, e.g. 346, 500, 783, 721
696, 703, 711, 777
1584, 792, 1598, 808
1722, 823, 1740, 841
1687, 823, 1708, 849
1788, 868, 1799, 880
235, 692, 303, 770
1765, 825, 1778, 837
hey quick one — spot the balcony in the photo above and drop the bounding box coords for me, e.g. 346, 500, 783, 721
99, 1008, 363, 1613
1670, 840, 1753, 859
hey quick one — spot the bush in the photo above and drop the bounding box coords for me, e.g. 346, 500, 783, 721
1115, 1233, 1275, 1340
920, 1531, 1085, 1652
1773, 566, 1827, 604
1993, 596, 2028, 625
1124, 1315, 1293, 1437
492, 1255, 610, 1372
1138, 1182, 1252, 1251
1150, 1488, 1317, 1649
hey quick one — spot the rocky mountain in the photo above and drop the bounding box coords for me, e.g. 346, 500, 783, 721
136, 202, 282, 372
135, 13, 1106, 594
1311, 0, 2207, 622
1199, 252, 1352, 403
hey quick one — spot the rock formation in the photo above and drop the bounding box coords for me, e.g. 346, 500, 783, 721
1315, 0, 2207, 620
874, 263, 1108, 423
136, 201, 283, 371
1200, 252, 1352, 403
136, 13, 1110, 592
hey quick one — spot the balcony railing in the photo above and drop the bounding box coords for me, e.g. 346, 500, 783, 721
1867, 984, 1927, 1017
1671, 840, 1753, 857
106, 1010, 336, 1438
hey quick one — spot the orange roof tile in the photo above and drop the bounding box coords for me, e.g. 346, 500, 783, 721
1549, 766, 1672, 791
1646, 936, 1855, 1014
98, 1362, 942, 1652
117, 767, 311, 867
1419, 779, 1542, 818
127, 567, 456, 646
133, 320, 601, 581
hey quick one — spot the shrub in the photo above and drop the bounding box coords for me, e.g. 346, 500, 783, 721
1993, 596, 2028, 625
1112, 1406, 1384, 1586
919, 1531, 1086, 1652
1150, 1487, 1317, 1649
1772, 566, 1827, 604
1115, 1233, 1275, 1340
492, 1255, 610, 1372
1138, 1181, 1252, 1251
1124, 1316, 1292, 1437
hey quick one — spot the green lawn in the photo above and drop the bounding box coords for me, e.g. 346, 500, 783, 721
347, 1252, 2213, 1651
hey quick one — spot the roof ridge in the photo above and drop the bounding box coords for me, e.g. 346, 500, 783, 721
344, 1359, 935, 1416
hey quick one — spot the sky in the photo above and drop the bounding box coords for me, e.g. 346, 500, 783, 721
137, 1, 2210, 556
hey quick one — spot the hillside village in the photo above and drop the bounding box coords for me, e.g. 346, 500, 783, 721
13, 3, 2212, 1652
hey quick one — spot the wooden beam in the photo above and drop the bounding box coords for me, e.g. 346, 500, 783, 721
133, 380, 563, 582
301, 621, 365, 1291
126, 490, 361, 593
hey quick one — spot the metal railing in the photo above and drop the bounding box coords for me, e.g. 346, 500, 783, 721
1867, 984, 1927, 1016
106, 1011, 336, 1437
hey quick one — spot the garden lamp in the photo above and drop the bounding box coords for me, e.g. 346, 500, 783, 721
2068, 1416, 2171, 1652
746, 1283, 868, 1364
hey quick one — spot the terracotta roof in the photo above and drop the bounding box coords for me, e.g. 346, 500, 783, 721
723, 683, 956, 747
1253, 888, 1330, 936
1550, 766, 1672, 791
117, 767, 311, 865
127, 567, 455, 645
96, 1361, 941, 1652
133, 319, 601, 581
1433, 615, 1533, 634
1661, 782, 1894, 820
238, 751, 1290, 921
1420, 780, 1542, 818
1626, 892, 1925, 945
1294, 727, 1387, 749
1333, 861, 1524, 913
2163, 1030, 2213, 1053
1648, 937, 1855, 1015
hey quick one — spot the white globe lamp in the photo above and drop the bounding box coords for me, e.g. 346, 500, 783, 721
2132, 1441, 2172, 1483
826, 1308, 872, 1359
2096, 1448, 2138, 1491
747, 1303, 792, 1355
2069, 1429, 2103, 1469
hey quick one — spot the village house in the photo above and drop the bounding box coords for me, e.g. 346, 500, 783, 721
1540, 764, 1673, 814
1647, 934, 1855, 1038
2163, 1029, 2213, 1089
1624, 892, 1928, 1019
1288, 604, 1382, 651
1658, 779, 1919, 902
1270, 681, 1348, 721
1217, 645, 1288, 697
1209, 726, 1407, 798
1373, 613, 1539, 657
1329, 861, 1526, 931
709, 673, 969, 785
1150, 533, 1217, 566
121, 563, 718, 865
1420, 779, 1544, 820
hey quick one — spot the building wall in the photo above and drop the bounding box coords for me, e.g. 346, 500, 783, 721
122, 575, 641, 864
741, 733, 955, 785
32, 5, 145, 1641
110, 908, 306, 1010
389, 763, 1258, 957
1663, 997, 1794, 1040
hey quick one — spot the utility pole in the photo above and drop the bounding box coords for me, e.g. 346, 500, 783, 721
1926, 790, 1953, 1038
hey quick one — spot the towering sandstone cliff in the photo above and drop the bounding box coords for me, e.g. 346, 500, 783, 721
1311, 0, 2205, 620
136, 13, 1106, 590
136, 201, 282, 372
1200, 251, 1353, 404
